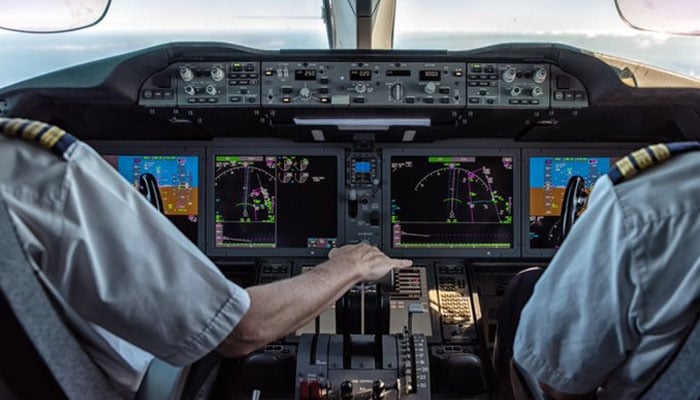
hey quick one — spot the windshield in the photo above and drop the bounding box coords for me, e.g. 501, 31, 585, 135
0, 0, 328, 88
395, 0, 699, 84
0, 0, 698, 89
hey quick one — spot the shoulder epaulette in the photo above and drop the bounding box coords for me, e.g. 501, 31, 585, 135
608, 142, 700, 185
0, 117, 77, 159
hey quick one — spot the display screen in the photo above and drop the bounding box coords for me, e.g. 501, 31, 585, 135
528, 156, 615, 249
294, 69, 317, 81
386, 70, 411, 77
419, 70, 441, 81
213, 155, 338, 249
355, 161, 371, 173
349, 69, 373, 81
103, 155, 199, 244
390, 155, 514, 249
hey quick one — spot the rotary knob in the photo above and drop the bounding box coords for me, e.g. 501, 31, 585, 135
424, 82, 436, 95
372, 380, 386, 400
502, 67, 517, 83
532, 86, 544, 97
355, 82, 367, 94
510, 86, 522, 96
205, 85, 217, 96
299, 87, 311, 100
534, 67, 548, 83
340, 380, 354, 400
179, 66, 194, 82
184, 85, 195, 96
390, 83, 404, 101
211, 66, 225, 82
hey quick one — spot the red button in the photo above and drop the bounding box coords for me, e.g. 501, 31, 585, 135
309, 380, 322, 399
299, 380, 310, 400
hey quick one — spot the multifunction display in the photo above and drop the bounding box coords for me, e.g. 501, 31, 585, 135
390, 155, 514, 249
213, 154, 338, 249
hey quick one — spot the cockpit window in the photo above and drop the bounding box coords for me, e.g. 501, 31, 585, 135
394, 0, 700, 87
1, 0, 699, 89
0, 0, 328, 88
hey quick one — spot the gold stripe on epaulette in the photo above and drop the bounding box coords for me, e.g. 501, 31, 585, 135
631, 148, 653, 169
616, 157, 637, 178
39, 126, 65, 150
648, 144, 671, 161
23, 121, 45, 140
6, 118, 26, 136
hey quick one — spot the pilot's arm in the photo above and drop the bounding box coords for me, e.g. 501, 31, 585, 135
513, 175, 639, 398
218, 243, 411, 357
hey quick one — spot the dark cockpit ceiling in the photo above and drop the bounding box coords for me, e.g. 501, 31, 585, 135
0, 42, 698, 144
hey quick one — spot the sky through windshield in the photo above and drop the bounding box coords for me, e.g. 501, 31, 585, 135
0, 0, 698, 88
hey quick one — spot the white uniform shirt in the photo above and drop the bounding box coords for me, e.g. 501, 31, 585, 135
514, 152, 700, 399
0, 136, 250, 396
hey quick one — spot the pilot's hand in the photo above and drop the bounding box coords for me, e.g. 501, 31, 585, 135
328, 243, 412, 282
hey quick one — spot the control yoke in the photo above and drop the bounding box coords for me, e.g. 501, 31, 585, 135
138, 173, 164, 213
557, 175, 589, 244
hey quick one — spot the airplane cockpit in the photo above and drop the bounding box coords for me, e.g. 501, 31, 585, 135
1, 1, 699, 399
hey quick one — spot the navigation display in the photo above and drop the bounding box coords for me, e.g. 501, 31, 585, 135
213, 154, 338, 249
528, 156, 614, 249
390, 155, 514, 249
104, 155, 199, 244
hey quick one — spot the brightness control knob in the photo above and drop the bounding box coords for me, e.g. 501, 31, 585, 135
502, 67, 517, 83
299, 87, 311, 100
534, 67, 548, 84
424, 82, 436, 95
179, 66, 194, 82
391, 83, 404, 101
211, 66, 225, 82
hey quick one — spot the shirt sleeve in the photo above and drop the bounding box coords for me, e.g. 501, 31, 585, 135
513, 176, 639, 394
50, 142, 250, 365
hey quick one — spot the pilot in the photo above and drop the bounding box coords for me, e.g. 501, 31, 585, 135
499, 143, 700, 399
0, 118, 412, 397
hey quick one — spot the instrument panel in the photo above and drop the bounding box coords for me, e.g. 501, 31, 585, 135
93, 141, 636, 259
139, 60, 588, 110
261, 61, 465, 107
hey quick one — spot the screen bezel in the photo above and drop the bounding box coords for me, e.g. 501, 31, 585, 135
522, 147, 636, 258
382, 147, 520, 258
207, 147, 345, 257
89, 143, 206, 251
